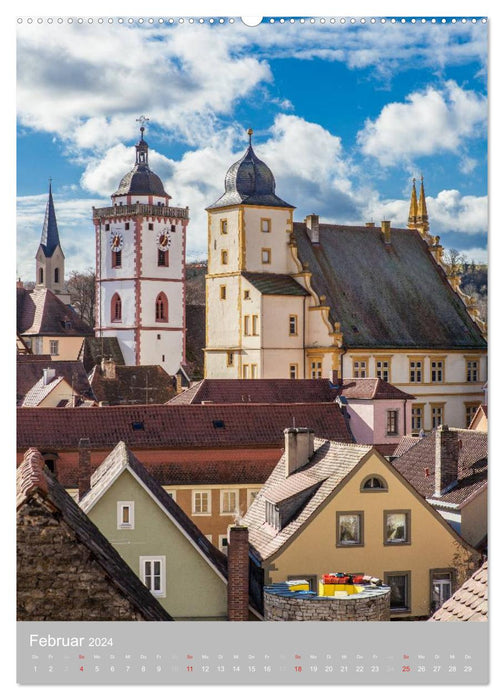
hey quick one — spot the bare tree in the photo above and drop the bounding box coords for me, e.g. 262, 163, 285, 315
66, 268, 96, 327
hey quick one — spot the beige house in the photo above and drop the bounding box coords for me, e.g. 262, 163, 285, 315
242, 428, 481, 619
204, 136, 487, 430
21, 370, 75, 407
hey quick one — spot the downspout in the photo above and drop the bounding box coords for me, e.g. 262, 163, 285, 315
340, 343, 347, 383
403, 398, 407, 437
303, 295, 306, 378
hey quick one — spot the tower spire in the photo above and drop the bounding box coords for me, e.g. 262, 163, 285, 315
407, 177, 418, 229
40, 180, 61, 256
416, 175, 430, 236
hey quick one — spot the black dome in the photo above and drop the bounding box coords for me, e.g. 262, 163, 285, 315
207, 144, 293, 210
113, 136, 170, 198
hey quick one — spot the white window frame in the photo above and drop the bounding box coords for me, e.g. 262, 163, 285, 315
164, 489, 176, 502
192, 490, 212, 516
220, 489, 239, 515
49, 339, 59, 356
218, 535, 229, 554
205, 534, 213, 543
139, 556, 166, 597
117, 501, 135, 529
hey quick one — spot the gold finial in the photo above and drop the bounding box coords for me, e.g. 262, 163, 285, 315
407, 177, 418, 228
247, 128, 253, 145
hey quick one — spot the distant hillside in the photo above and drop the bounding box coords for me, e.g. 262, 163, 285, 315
185, 261, 207, 306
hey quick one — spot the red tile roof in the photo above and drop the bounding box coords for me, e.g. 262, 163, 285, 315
17, 287, 94, 337
17, 403, 352, 451
168, 377, 413, 405
392, 429, 487, 507
430, 561, 487, 621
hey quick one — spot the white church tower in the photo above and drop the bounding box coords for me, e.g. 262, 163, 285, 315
93, 119, 189, 374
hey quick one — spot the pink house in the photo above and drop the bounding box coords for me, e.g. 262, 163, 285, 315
339, 378, 414, 455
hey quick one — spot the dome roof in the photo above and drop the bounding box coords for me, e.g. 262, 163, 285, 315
207, 144, 293, 210
112, 134, 170, 199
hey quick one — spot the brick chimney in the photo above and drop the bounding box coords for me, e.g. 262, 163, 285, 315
284, 427, 315, 477
365, 222, 375, 228
101, 357, 116, 380
227, 526, 250, 621
305, 214, 319, 244
434, 425, 459, 496
381, 221, 391, 244
78, 438, 92, 501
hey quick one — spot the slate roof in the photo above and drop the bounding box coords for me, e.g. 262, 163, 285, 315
392, 428, 487, 507
168, 377, 412, 405
17, 357, 95, 404
392, 435, 422, 458
430, 561, 488, 622
207, 144, 293, 210
17, 402, 353, 452
113, 136, 170, 198
147, 458, 278, 486
21, 375, 67, 407
38, 183, 62, 257
80, 442, 228, 581
241, 272, 309, 296
242, 439, 372, 561
17, 287, 94, 337
293, 222, 487, 350
17, 448, 173, 621
79, 336, 125, 373
89, 364, 176, 405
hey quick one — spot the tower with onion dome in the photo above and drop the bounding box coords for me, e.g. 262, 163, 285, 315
205, 128, 301, 379
93, 118, 189, 373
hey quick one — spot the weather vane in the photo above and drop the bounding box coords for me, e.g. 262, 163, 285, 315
136, 115, 150, 135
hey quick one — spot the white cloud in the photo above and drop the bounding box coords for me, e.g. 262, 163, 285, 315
357, 81, 487, 167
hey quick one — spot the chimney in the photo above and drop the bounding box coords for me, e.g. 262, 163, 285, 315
329, 369, 340, 386
101, 357, 116, 380
434, 425, 459, 496
42, 368, 56, 386
381, 221, 391, 244
305, 214, 319, 244
284, 427, 315, 477
78, 437, 92, 501
227, 526, 250, 621
365, 222, 375, 228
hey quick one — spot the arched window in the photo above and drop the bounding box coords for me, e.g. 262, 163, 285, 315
361, 475, 388, 492
54, 268, 59, 284
39, 268, 44, 284
111, 292, 122, 322
155, 292, 168, 322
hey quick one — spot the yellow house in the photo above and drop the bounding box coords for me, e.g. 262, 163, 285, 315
205, 134, 487, 431
21, 370, 75, 407
242, 428, 480, 620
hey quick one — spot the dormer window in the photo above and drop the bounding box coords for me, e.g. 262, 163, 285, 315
265, 500, 280, 530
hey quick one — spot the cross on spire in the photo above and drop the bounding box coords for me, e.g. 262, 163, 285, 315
136, 115, 150, 138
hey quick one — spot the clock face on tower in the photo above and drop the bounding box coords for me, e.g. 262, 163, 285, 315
110, 230, 124, 252
157, 228, 172, 251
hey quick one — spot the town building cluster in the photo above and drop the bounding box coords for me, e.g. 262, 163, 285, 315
17, 125, 488, 622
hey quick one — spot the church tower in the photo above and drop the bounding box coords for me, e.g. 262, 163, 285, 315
35, 182, 70, 303
93, 120, 189, 374
205, 129, 298, 378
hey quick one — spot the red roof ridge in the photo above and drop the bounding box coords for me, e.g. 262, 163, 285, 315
16, 447, 49, 507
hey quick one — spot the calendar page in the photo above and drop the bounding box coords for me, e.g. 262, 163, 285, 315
15, 10, 489, 687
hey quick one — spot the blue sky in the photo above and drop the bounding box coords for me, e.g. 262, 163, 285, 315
16, 16, 488, 282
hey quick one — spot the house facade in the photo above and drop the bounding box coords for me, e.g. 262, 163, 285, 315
93, 124, 189, 375
242, 428, 480, 619
204, 134, 487, 431
80, 442, 230, 620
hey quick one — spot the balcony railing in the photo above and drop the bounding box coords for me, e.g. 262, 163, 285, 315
92, 203, 189, 220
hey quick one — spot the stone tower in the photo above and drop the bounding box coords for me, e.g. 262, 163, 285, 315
93, 123, 189, 374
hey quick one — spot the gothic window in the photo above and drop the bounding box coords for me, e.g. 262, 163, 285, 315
158, 249, 169, 267
111, 293, 122, 322
155, 292, 168, 322
54, 268, 59, 284
39, 268, 44, 284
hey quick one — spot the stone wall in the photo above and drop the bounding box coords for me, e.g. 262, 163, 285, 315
17, 497, 147, 621
264, 588, 390, 621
